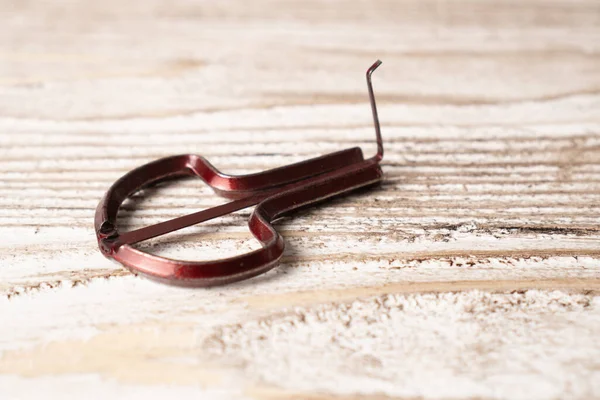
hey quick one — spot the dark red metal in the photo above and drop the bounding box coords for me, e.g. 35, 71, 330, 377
95, 60, 385, 287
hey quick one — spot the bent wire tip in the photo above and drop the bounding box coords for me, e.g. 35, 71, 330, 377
368, 60, 383, 74
366, 60, 384, 161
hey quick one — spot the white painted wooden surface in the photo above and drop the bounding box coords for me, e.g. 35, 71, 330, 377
1, 0, 600, 398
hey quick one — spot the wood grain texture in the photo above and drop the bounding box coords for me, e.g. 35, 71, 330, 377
1, 0, 600, 399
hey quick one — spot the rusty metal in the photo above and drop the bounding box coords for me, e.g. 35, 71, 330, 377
95, 60, 385, 286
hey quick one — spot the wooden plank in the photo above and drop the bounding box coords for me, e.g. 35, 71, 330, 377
1, 0, 599, 398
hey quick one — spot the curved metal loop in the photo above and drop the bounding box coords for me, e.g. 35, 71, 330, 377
95, 148, 378, 286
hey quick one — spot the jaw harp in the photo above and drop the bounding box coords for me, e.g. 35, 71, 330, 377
95, 60, 385, 287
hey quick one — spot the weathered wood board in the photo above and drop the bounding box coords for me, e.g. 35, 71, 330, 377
1, 0, 600, 398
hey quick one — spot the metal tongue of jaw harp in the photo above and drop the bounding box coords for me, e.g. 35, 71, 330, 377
95, 60, 385, 287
